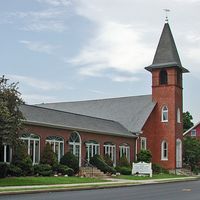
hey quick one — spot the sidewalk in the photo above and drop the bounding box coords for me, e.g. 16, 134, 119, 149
0, 176, 198, 195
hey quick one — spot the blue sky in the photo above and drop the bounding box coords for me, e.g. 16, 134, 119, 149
0, 0, 200, 123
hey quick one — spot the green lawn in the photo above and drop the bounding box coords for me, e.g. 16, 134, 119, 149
0, 176, 106, 187
116, 174, 186, 180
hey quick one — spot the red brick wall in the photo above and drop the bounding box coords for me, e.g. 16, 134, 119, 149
185, 124, 200, 138
24, 124, 136, 164
142, 67, 183, 170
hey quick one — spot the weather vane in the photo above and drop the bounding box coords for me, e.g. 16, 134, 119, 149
163, 9, 170, 23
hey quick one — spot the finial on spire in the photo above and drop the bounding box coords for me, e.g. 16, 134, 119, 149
163, 9, 170, 23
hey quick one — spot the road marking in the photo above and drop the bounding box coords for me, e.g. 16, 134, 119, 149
182, 189, 192, 192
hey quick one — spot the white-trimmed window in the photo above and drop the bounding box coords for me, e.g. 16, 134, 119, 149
46, 136, 64, 162
161, 106, 168, 122
161, 140, 168, 160
191, 129, 197, 137
177, 108, 181, 123
140, 137, 147, 150
85, 141, 100, 162
104, 142, 116, 166
0, 144, 12, 163
119, 144, 130, 162
69, 131, 81, 167
21, 133, 40, 164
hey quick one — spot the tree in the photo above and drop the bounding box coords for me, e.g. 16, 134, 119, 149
137, 149, 152, 163
183, 136, 200, 171
0, 76, 24, 147
183, 111, 194, 132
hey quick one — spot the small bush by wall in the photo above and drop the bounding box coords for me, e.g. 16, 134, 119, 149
0, 162, 8, 178
60, 152, 79, 174
53, 164, 74, 176
40, 143, 58, 166
117, 155, 130, 167
90, 155, 116, 174
34, 164, 53, 176
137, 149, 152, 163
115, 166, 132, 175
8, 164, 23, 177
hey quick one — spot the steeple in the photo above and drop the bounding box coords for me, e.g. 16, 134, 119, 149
145, 22, 189, 73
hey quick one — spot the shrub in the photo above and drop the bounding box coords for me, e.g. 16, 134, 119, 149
17, 157, 34, 176
115, 166, 131, 175
118, 155, 130, 167
34, 164, 53, 176
90, 155, 116, 174
137, 149, 152, 163
60, 152, 79, 174
152, 163, 169, 174
0, 162, 8, 178
103, 154, 113, 167
40, 143, 58, 166
12, 142, 28, 166
53, 164, 74, 176
8, 165, 23, 177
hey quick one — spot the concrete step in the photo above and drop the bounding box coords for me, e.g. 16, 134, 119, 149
79, 167, 109, 178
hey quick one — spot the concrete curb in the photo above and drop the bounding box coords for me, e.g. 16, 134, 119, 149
0, 177, 199, 196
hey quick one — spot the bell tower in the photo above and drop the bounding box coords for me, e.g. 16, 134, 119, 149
145, 22, 189, 170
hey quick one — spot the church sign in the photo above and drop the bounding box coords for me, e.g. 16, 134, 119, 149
132, 162, 152, 177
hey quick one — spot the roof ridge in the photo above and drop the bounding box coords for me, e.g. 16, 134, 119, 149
37, 94, 152, 105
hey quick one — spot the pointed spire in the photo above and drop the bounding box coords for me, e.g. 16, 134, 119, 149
145, 22, 189, 73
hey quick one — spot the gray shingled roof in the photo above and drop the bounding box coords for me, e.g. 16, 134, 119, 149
37, 95, 156, 133
145, 22, 189, 73
20, 104, 134, 137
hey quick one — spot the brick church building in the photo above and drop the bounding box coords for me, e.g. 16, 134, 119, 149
0, 21, 189, 171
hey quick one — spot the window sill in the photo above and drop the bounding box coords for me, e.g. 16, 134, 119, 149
161, 158, 168, 161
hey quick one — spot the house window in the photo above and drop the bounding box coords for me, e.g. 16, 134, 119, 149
46, 136, 64, 162
119, 144, 130, 162
69, 131, 81, 166
162, 106, 168, 122
160, 69, 168, 85
161, 140, 168, 160
191, 129, 196, 137
0, 144, 12, 163
104, 142, 116, 166
21, 133, 40, 164
177, 108, 181, 123
85, 141, 99, 162
140, 137, 147, 150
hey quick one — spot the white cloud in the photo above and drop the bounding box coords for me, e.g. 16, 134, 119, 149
19, 40, 60, 54
7, 74, 69, 91
70, 21, 153, 79
110, 75, 139, 82
37, 0, 71, 6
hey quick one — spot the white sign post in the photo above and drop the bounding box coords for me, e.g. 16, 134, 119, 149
132, 162, 152, 177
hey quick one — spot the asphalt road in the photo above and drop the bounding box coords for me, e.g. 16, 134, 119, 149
1, 180, 200, 200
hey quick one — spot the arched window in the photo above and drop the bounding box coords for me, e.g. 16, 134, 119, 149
161, 140, 168, 160
69, 131, 81, 166
160, 70, 168, 85
85, 140, 99, 162
177, 108, 181, 123
21, 133, 40, 164
46, 136, 64, 162
104, 142, 116, 166
119, 143, 130, 162
161, 106, 168, 122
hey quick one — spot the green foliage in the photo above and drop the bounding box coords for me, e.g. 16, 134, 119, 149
40, 143, 58, 166
60, 152, 79, 174
90, 155, 116, 174
12, 142, 28, 165
152, 163, 169, 174
0, 76, 24, 147
53, 164, 74, 176
34, 164, 53, 176
137, 149, 152, 163
7, 165, 23, 177
117, 155, 130, 167
103, 154, 113, 167
183, 111, 194, 132
0, 162, 8, 178
17, 157, 34, 176
115, 166, 131, 175
183, 136, 200, 171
